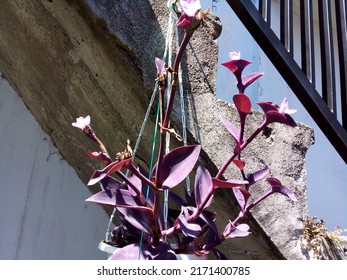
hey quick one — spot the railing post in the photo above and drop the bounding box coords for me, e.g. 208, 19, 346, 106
318, 0, 337, 114
335, 0, 347, 128
300, 0, 315, 85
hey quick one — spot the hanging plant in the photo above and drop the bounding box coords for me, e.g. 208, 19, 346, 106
72, 0, 298, 260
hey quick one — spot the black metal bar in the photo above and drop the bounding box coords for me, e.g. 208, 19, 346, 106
226, 0, 347, 164
300, 0, 315, 85
318, 0, 337, 113
280, 0, 293, 54
259, 0, 271, 25
335, 0, 347, 128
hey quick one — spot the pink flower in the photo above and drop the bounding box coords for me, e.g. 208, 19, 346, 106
279, 98, 297, 115
229, 51, 241, 60
257, 99, 297, 127
155, 57, 165, 75
155, 57, 167, 89
177, 0, 206, 32
221, 51, 251, 74
72, 115, 91, 130
180, 0, 201, 17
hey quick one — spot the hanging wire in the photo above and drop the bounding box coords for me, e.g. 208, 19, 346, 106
163, 1, 177, 234
138, 100, 160, 259
105, 0, 179, 253
104, 0, 190, 258
104, 87, 159, 242
175, 14, 191, 196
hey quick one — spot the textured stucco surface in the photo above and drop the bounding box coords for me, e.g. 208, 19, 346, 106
0, 0, 315, 259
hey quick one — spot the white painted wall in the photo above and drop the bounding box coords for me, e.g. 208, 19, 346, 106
0, 74, 108, 259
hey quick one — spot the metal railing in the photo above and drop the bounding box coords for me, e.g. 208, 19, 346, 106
226, 0, 347, 164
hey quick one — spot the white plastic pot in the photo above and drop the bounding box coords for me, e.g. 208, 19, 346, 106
98, 240, 118, 259
175, 253, 207, 260
98, 240, 208, 260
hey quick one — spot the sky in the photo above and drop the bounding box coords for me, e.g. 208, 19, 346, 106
201, 0, 347, 231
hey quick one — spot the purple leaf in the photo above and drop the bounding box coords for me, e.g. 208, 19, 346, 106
194, 165, 213, 210
109, 242, 176, 260
232, 188, 251, 210
257, 101, 297, 127
178, 208, 202, 238
88, 150, 112, 165
266, 178, 298, 202
127, 165, 154, 206
233, 159, 245, 171
199, 211, 218, 234
224, 223, 250, 239
86, 189, 152, 213
99, 176, 126, 197
221, 58, 251, 75
87, 158, 132, 186
219, 116, 240, 143
241, 72, 264, 89
257, 101, 279, 113
117, 207, 154, 235
266, 111, 297, 127
247, 167, 269, 187
153, 145, 201, 190
212, 178, 248, 189
177, 13, 194, 30
233, 93, 252, 115
127, 168, 142, 197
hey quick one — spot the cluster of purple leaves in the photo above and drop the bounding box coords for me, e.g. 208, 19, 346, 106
72, 0, 297, 260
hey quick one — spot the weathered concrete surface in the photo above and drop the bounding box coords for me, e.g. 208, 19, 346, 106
0, 0, 163, 187
0, 0, 315, 259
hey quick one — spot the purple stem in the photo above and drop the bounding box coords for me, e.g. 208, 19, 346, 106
221, 189, 274, 240
216, 119, 268, 179
155, 32, 192, 189
127, 164, 156, 190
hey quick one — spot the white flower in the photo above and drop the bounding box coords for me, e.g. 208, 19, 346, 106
72, 115, 91, 130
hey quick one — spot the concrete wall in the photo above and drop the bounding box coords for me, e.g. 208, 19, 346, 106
0, 74, 107, 259
0, 0, 318, 259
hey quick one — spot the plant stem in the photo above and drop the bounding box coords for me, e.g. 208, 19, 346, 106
221, 189, 273, 240
127, 164, 156, 190
155, 32, 192, 189
163, 32, 191, 128
150, 189, 162, 246
216, 120, 268, 179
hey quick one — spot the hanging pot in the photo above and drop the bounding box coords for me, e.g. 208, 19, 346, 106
175, 253, 207, 260
98, 240, 119, 259
98, 240, 208, 260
